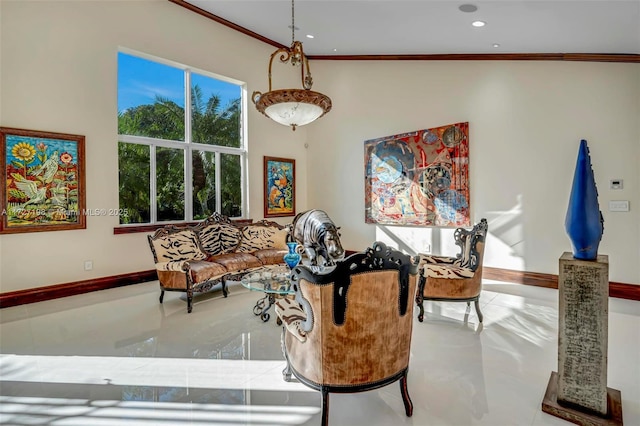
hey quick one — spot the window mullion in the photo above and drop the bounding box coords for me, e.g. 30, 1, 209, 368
150, 144, 157, 223
184, 70, 193, 221
215, 151, 221, 213
185, 147, 192, 221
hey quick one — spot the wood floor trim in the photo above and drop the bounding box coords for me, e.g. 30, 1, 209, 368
0, 267, 637, 309
0, 270, 158, 308
483, 267, 639, 301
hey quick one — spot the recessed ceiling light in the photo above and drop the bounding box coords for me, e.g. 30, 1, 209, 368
306, 34, 314, 39
493, 43, 500, 48
472, 20, 486, 27
459, 4, 478, 13
333, 48, 337, 52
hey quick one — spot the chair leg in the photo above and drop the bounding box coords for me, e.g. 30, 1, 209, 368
399, 372, 413, 417
221, 279, 228, 297
187, 289, 193, 314
416, 275, 426, 322
159, 290, 165, 304
321, 389, 330, 426
474, 299, 483, 323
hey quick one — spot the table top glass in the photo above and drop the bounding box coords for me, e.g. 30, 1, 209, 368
240, 265, 295, 295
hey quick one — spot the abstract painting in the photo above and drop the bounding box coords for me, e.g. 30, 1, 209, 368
1, 127, 86, 233
364, 122, 470, 227
264, 156, 295, 218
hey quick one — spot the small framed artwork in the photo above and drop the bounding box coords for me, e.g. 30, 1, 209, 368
264, 156, 295, 218
1, 127, 86, 234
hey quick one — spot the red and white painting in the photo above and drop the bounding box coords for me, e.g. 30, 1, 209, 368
364, 122, 470, 227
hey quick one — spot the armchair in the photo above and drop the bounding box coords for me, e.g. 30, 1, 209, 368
275, 242, 419, 426
416, 218, 488, 323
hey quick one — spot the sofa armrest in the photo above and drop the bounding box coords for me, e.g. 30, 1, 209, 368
155, 261, 189, 272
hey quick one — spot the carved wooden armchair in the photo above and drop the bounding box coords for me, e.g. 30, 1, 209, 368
275, 241, 419, 426
416, 218, 488, 323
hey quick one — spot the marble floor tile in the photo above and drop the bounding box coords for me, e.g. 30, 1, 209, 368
1, 280, 638, 425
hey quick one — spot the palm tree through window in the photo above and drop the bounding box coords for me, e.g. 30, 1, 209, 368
117, 50, 245, 224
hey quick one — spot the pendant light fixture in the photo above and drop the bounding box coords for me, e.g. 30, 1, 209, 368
252, 0, 332, 131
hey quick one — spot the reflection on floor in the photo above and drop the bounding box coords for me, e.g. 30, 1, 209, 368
1, 280, 638, 425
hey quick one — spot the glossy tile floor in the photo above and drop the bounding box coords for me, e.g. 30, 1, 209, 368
1, 280, 638, 426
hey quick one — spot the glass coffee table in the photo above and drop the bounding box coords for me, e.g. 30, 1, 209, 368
241, 265, 295, 324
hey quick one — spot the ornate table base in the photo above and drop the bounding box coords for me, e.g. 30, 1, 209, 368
252, 293, 282, 325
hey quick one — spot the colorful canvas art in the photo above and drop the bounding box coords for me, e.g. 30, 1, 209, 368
364, 122, 470, 227
1, 127, 86, 233
264, 156, 295, 218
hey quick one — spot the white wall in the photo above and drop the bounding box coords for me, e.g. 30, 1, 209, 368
307, 60, 640, 284
0, 0, 308, 292
1, 1, 638, 292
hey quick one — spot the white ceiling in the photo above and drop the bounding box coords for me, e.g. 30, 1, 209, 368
183, 0, 640, 56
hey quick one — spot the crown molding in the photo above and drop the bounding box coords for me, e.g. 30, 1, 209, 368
169, 0, 640, 63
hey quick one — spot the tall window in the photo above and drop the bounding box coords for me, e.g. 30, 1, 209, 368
117, 50, 245, 224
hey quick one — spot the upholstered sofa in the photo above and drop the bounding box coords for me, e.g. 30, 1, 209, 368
148, 213, 289, 313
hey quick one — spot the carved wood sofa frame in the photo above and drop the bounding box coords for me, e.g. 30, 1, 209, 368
148, 213, 289, 313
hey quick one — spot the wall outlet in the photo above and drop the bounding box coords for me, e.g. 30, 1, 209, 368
84, 260, 93, 271
609, 200, 630, 212
423, 244, 431, 254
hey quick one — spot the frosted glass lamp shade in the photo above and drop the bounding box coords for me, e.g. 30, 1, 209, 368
253, 88, 331, 131
265, 102, 324, 127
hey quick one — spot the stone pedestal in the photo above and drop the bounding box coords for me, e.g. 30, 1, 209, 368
542, 252, 623, 425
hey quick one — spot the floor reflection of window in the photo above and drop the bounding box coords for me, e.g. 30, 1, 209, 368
120, 334, 250, 404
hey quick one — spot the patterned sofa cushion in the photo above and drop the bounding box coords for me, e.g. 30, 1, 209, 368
198, 223, 242, 256
237, 225, 288, 253
150, 229, 207, 263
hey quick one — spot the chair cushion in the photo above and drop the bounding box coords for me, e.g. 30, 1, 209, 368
425, 264, 475, 279
198, 223, 242, 256
275, 298, 307, 342
150, 229, 207, 262
189, 260, 228, 284
252, 248, 288, 265
236, 225, 288, 252
419, 254, 457, 265
207, 252, 262, 272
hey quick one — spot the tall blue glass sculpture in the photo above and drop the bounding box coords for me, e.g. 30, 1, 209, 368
565, 140, 604, 260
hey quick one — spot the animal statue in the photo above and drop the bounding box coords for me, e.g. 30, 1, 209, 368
290, 209, 345, 267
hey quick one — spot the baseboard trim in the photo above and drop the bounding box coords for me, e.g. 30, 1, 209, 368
0, 270, 158, 309
483, 267, 639, 301
0, 267, 637, 309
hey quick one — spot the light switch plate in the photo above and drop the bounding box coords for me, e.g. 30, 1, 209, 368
609, 200, 629, 212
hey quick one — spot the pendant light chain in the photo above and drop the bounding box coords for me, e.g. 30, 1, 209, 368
291, 0, 295, 46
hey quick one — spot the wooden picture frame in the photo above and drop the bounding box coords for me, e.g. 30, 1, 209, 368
1, 127, 86, 233
264, 156, 295, 218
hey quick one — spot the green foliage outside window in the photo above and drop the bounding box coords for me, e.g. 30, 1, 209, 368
118, 84, 243, 224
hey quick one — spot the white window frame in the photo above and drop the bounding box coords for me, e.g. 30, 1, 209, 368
117, 48, 248, 224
